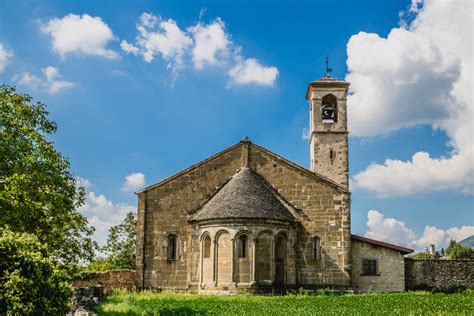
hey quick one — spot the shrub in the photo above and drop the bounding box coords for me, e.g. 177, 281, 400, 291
0, 227, 72, 314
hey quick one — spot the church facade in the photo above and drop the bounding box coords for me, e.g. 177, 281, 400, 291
135, 75, 413, 293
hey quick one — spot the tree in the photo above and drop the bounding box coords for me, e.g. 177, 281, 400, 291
99, 211, 137, 270
0, 227, 72, 314
446, 240, 474, 259
0, 85, 95, 264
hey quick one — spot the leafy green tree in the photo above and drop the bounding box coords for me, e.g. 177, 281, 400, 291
0, 85, 95, 264
0, 227, 73, 314
446, 240, 474, 259
99, 211, 137, 270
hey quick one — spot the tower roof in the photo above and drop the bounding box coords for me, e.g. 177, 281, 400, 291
306, 74, 350, 100
191, 167, 296, 222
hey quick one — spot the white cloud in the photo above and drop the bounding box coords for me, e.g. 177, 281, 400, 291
365, 210, 417, 247
348, 0, 473, 197
76, 176, 92, 189
78, 183, 135, 246
17, 66, 74, 94
0, 44, 13, 72
188, 18, 229, 69
120, 40, 139, 55
122, 12, 279, 86
364, 210, 474, 251
301, 127, 310, 141
124, 13, 192, 77
228, 58, 278, 86
199, 7, 207, 19
41, 13, 118, 59
121, 172, 146, 192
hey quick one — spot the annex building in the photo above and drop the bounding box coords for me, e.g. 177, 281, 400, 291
135, 74, 413, 293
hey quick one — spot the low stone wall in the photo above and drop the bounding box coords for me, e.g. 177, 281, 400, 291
70, 269, 136, 293
405, 259, 474, 290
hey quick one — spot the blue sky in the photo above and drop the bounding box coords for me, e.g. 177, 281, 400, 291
1, 0, 472, 249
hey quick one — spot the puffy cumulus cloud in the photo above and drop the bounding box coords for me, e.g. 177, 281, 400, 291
228, 58, 279, 86
365, 210, 417, 247
188, 18, 229, 69
17, 66, 74, 94
0, 44, 13, 72
364, 210, 474, 250
78, 181, 135, 246
126, 13, 192, 76
121, 172, 146, 192
348, 0, 473, 197
352, 152, 472, 197
41, 14, 118, 59
121, 12, 278, 86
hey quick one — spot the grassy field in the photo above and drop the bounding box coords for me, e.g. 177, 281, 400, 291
95, 290, 474, 315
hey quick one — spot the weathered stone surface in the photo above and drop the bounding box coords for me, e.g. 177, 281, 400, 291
70, 269, 135, 293
136, 141, 351, 292
134, 75, 412, 294
405, 259, 474, 290
351, 239, 405, 293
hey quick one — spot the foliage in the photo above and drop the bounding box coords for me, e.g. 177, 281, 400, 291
96, 290, 474, 315
0, 85, 95, 264
446, 240, 474, 259
88, 211, 136, 271
0, 227, 73, 314
87, 257, 114, 272
410, 252, 436, 260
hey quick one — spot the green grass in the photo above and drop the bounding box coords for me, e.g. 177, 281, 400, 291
96, 290, 474, 315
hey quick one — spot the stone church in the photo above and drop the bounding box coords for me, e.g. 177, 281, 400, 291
135, 74, 413, 293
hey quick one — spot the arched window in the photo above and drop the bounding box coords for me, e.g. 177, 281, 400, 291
312, 236, 320, 260
321, 94, 337, 123
167, 234, 177, 260
203, 235, 211, 259
238, 235, 248, 258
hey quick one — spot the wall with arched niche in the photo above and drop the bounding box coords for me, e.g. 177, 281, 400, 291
202, 234, 213, 283
256, 231, 273, 284
216, 231, 232, 285
235, 231, 251, 283
197, 223, 297, 291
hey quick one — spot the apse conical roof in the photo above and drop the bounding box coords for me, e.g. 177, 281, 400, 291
191, 167, 296, 222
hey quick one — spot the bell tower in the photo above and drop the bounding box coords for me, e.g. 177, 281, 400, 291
306, 70, 350, 188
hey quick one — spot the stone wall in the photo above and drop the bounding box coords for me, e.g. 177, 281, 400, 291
136, 143, 244, 289
70, 269, 136, 293
249, 144, 351, 287
405, 259, 474, 290
351, 239, 405, 293
137, 141, 351, 291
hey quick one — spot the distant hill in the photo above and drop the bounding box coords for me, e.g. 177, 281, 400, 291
459, 235, 474, 248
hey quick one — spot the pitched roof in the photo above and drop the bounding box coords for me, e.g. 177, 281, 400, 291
351, 234, 414, 254
191, 167, 297, 222
136, 140, 349, 194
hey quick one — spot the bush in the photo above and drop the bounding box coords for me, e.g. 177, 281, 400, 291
0, 227, 73, 314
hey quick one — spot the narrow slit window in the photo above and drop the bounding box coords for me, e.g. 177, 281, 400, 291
329, 149, 335, 160
239, 235, 248, 258
167, 234, 177, 260
312, 236, 320, 260
203, 235, 211, 259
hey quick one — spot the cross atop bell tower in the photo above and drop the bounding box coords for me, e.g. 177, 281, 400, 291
306, 69, 350, 188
